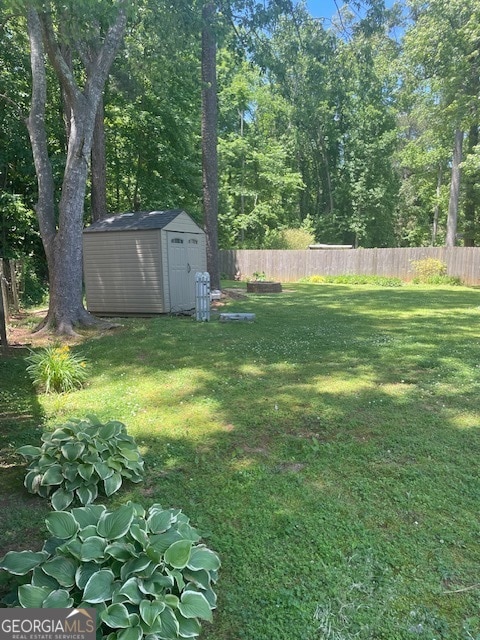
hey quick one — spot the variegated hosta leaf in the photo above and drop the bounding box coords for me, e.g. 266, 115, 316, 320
100, 603, 132, 629
82, 569, 115, 603
178, 591, 213, 622
0, 550, 48, 575
51, 487, 75, 511
18, 584, 50, 608
187, 546, 221, 572
42, 556, 78, 587
164, 540, 193, 569
46, 511, 79, 539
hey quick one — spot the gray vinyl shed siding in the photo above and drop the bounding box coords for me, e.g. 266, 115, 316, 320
84, 229, 165, 313
83, 210, 206, 314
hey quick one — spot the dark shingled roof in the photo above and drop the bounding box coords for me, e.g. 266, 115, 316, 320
83, 209, 186, 233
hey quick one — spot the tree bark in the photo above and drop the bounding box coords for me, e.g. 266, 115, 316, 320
445, 128, 463, 248
26, 5, 127, 334
91, 96, 108, 221
463, 124, 478, 246
431, 164, 442, 245
202, 1, 220, 290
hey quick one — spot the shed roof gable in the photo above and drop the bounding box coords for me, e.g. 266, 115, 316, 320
84, 209, 201, 233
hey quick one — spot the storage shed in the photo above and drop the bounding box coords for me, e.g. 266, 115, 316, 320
83, 209, 207, 314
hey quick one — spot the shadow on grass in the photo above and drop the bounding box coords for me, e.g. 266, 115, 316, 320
0, 353, 49, 555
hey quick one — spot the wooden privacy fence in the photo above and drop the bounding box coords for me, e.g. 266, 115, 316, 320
219, 247, 480, 285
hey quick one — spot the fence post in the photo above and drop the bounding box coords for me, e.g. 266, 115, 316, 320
195, 272, 210, 322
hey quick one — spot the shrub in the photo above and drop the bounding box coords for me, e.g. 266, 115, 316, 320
299, 274, 403, 287
410, 258, 447, 283
26, 344, 88, 393
266, 228, 315, 249
17, 416, 145, 510
0, 502, 220, 639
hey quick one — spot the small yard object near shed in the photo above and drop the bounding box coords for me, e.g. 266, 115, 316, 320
219, 313, 256, 322
83, 210, 207, 314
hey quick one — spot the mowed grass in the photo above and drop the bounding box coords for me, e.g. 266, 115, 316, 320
1, 282, 480, 639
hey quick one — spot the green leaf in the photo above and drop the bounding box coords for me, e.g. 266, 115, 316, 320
177, 613, 202, 638
46, 511, 79, 539
147, 510, 173, 534
99, 421, 123, 440
18, 585, 50, 607
118, 446, 142, 462
41, 464, 64, 486
187, 546, 220, 572
139, 573, 174, 596
76, 484, 98, 505
148, 529, 183, 554
164, 540, 192, 569
72, 505, 106, 527
61, 442, 86, 461
32, 567, 61, 590
97, 504, 135, 540
158, 607, 179, 639
117, 627, 143, 640
105, 542, 138, 561
51, 487, 74, 511
94, 461, 114, 480
120, 555, 152, 581
129, 524, 149, 547
75, 562, 99, 590
78, 463, 95, 481
178, 591, 213, 622
104, 471, 122, 497
0, 550, 49, 575
42, 557, 77, 587
117, 577, 143, 605
78, 525, 99, 541
42, 589, 74, 608
16, 445, 42, 459
100, 603, 131, 628
83, 569, 115, 603
139, 599, 166, 627
80, 536, 108, 561
164, 594, 179, 608
63, 462, 80, 481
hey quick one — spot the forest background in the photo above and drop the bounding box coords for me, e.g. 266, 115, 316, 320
1, 0, 479, 302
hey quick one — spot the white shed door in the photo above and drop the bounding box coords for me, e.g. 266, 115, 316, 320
167, 232, 205, 312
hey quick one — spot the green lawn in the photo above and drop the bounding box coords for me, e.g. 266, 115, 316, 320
1, 282, 480, 639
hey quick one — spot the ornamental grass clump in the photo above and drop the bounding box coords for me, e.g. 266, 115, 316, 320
0, 502, 220, 640
17, 416, 144, 510
26, 344, 88, 393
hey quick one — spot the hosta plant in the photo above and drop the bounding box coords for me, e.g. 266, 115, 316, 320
0, 502, 220, 640
17, 416, 144, 510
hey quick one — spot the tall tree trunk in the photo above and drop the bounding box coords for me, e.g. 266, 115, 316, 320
27, 5, 127, 334
91, 97, 108, 221
445, 128, 463, 247
202, 1, 220, 290
431, 164, 442, 245
463, 124, 478, 246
